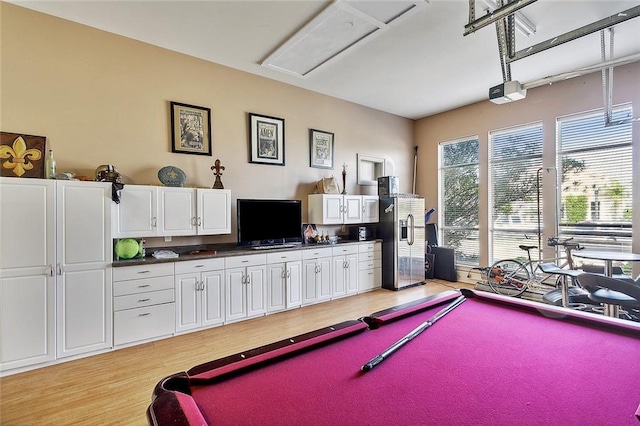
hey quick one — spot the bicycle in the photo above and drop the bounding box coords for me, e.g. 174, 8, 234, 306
485, 236, 583, 297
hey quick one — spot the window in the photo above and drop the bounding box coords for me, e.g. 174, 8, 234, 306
489, 123, 543, 262
438, 137, 479, 265
557, 105, 633, 256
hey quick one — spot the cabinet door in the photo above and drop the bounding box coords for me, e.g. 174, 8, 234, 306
197, 189, 231, 235
332, 256, 347, 298
343, 195, 363, 224
345, 253, 359, 294
322, 195, 344, 224
56, 181, 112, 358
113, 185, 157, 237
267, 263, 286, 313
225, 268, 247, 322
317, 257, 333, 301
175, 273, 200, 333
286, 261, 302, 309
302, 260, 319, 305
159, 187, 196, 236
246, 265, 266, 317
201, 269, 225, 327
0, 179, 55, 370
362, 196, 379, 223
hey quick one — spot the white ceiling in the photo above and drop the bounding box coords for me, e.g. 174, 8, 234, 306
9, 0, 640, 120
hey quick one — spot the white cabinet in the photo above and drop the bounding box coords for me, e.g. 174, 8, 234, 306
225, 254, 266, 322
266, 251, 302, 313
0, 178, 56, 371
332, 245, 359, 299
55, 181, 113, 358
113, 185, 230, 238
307, 194, 364, 225
302, 247, 333, 305
175, 258, 225, 333
113, 263, 175, 346
0, 178, 113, 370
308, 194, 378, 225
358, 242, 382, 292
362, 195, 379, 223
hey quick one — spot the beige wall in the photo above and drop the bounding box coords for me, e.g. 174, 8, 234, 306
0, 3, 414, 244
415, 61, 640, 266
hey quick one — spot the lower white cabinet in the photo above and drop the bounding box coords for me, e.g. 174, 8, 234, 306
225, 255, 267, 322
358, 242, 382, 292
266, 251, 302, 313
175, 258, 225, 333
332, 245, 359, 299
113, 263, 175, 346
302, 247, 333, 305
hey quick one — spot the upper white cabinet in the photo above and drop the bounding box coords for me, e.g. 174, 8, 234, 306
362, 195, 379, 223
0, 178, 112, 370
113, 185, 230, 238
308, 194, 368, 225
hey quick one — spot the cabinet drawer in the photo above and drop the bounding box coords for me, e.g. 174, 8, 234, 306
114, 303, 175, 346
175, 257, 224, 274
266, 250, 302, 263
225, 254, 266, 269
302, 247, 333, 259
358, 242, 381, 254
114, 289, 175, 311
359, 258, 382, 270
332, 245, 359, 256
358, 250, 382, 262
113, 263, 174, 281
113, 275, 174, 296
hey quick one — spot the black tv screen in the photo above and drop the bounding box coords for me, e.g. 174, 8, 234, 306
237, 199, 303, 246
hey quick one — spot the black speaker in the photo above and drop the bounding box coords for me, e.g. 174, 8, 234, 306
425, 253, 435, 279
426, 223, 438, 247
431, 247, 457, 282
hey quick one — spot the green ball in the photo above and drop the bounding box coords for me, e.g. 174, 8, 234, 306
115, 239, 140, 259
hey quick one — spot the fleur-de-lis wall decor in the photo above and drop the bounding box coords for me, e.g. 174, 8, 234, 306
0, 133, 45, 178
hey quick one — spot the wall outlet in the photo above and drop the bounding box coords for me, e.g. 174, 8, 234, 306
164, 236, 172, 242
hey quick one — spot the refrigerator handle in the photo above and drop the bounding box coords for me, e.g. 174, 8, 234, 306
407, 214, 414, 246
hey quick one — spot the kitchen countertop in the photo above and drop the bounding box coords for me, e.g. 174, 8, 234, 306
112, 239, 381, 267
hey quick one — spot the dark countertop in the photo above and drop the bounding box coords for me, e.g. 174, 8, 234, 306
112, 239, 381, 267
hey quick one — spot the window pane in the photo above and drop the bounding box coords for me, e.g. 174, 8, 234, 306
439, 138, 479, 266
557, 106, 633, 263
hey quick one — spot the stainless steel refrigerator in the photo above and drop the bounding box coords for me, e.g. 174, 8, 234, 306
379, 196, 426, 290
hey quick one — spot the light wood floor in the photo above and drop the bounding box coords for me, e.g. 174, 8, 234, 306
0, 280, 471, 425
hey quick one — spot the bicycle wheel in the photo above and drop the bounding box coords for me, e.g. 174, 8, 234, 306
486, 259, 531, 297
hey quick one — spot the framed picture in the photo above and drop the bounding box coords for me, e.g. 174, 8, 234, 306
249, 113, 285, 166
0, 132, 46, 178
170, 101, 212, 156
309, 129, 334, 169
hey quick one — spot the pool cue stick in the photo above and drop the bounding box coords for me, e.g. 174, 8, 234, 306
361, 295, 466, 372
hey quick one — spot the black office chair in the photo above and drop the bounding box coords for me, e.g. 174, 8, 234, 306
577, 273, 640, 319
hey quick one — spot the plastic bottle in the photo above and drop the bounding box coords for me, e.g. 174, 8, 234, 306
45, 150, 56, 179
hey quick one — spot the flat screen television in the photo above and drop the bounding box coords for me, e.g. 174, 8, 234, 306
237, 199, 303, 247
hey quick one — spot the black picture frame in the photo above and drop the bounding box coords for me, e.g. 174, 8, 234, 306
170, 101, 212, 156
248, 113, 285, 166
309, 128, 334, 169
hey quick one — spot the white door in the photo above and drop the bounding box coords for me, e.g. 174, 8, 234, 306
113, 185, 157, 237
345, 253, 359, 294
322, 195, 344, 224
302, 260, 319, 305
56, 181, 112, 358
159, 187, 196, 236
332, 256, 347, 298
175, 273, 200, 333
246, 265, 266, 317
317, 257, 333, 301
197, 189, 231, 235
267, 263, 286, 313
362, 196, 379, 223
201, 269, 225, 327
343, 196, 363, 224
225, 268, 247, 322
286, 261, 302, 309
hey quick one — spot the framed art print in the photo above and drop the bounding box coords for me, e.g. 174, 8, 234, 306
309, 128, 334, 169
170, 101, 212, 156
0, 132, 46, 178
249, 113, 285, 166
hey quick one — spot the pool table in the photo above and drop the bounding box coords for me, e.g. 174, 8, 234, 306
147, 289, 640, 425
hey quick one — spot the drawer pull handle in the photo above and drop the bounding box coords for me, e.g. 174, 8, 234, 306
137, 271, 150, 274
195, 265, 205, 268
137, 284, 151, 288
138, 298, 151, 302
138, 313, 151, 317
